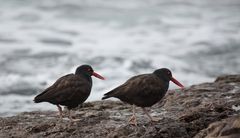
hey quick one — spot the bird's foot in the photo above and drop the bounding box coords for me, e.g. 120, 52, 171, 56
56, 112, 63, 120
150, 117, 161, 122
128, 115, 137, 126
69, 116, 81, 122
59, 114, 63, 119
71, 118, 81, 122
68, 118, 81, 125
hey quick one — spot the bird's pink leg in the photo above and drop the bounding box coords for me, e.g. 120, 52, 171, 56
142, 108, 160, 122
67, 109, 80, 123
67, 109, 73, 122
57, 105, 63, 119
128, 105, 137, 126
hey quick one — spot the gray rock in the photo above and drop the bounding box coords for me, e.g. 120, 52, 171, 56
0, 75, 240, 138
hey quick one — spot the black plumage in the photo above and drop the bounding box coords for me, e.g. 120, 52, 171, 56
34, 65, 104, 122
102, 68, 183, 125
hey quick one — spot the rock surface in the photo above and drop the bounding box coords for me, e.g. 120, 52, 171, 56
0, 75, 240, 138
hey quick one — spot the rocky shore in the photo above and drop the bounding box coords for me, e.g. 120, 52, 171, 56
0, 75, 240, 138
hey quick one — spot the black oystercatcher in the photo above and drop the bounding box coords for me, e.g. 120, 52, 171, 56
102, 68, 184, 125
34, 65, 105, 122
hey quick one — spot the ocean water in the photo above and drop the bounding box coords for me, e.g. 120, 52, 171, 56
0, 0, 240, 116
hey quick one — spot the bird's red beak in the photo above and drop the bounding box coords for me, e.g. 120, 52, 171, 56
170, 77, 184, 88
92, 72, 105, 80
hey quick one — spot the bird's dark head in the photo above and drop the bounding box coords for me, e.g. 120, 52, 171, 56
153, 68, 184, 88
75, 65, 105, 80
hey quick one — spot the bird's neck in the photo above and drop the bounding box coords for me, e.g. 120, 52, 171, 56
163, 81, 169, 91
154, 74, 170, 90
78, 73, 92, 84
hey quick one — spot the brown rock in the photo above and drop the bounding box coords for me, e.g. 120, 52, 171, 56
195, 116, 240, 138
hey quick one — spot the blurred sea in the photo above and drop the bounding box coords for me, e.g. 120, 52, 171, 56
0, 0, 240, 116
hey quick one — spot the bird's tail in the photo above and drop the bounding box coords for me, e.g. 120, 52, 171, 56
33, 95, 43, 103
102, 94, 110, 100
102, 90, 114, 100
102, 87, 120, 100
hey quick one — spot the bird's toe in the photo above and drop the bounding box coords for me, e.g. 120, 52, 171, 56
150, 117, 161, 122
128, 115, 137, 126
